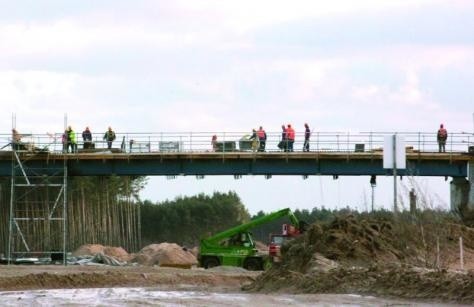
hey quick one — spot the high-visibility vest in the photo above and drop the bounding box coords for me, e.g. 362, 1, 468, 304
257, 129, 266, 140
287, 128, 295, 140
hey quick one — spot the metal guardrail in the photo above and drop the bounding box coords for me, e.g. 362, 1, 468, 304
0, 131, 473, 154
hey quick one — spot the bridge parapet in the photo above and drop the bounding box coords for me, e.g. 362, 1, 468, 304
1, 131, 473, 155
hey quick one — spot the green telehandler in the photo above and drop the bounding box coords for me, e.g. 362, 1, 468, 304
198, 208, 305, 270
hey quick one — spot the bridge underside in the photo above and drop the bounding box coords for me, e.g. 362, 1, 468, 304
0, 152, 468, 177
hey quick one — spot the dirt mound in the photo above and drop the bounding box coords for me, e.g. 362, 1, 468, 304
280, 215, 408, 271
131, 243, 197, 268
246, 214, 474, 303
72, 244, 130, 262
246, 264, 474, 303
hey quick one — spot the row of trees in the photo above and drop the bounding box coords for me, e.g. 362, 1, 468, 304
140, 191, 250, 247
0, 176, 146, 255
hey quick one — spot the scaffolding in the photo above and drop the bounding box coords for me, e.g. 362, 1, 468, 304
7, 124, 67, 265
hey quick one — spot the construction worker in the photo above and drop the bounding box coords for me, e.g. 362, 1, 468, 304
437, 124, 448, 153
82, 127, 92, 149
67, 126, 77, 153
257, 126, 267, 152
62, 130, 68, 153
303, 123, 310, 152
248, 129, 259, 152
103, 126, 116, 149
11, 129, 22, 150
286, 124, 295, 152
211, 135, 218, 151
278, 125, 287, 151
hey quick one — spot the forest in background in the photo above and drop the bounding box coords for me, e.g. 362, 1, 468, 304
140, 191, 250, 247
0, 176, 146, 255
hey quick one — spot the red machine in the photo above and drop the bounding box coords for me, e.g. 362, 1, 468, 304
268, 223, 302, 262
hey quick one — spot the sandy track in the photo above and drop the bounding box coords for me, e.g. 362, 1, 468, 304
0, 265, 259, 292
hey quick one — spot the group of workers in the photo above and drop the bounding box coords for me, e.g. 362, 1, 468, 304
10, 126, 116, 153
62, 126, 116, 153
247, 123, 311, 152
10, 123, 450, 153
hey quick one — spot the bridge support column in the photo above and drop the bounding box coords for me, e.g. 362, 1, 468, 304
450, 177, 470, 212
469, 160, 474, 209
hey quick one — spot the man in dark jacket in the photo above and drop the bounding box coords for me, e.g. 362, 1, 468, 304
82, 127, 93, 149
437, 124, 447, 153
303, 123, 311, 152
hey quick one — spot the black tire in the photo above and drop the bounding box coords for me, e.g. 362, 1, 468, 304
244, 257, 263, 271
202, 257, 220, 269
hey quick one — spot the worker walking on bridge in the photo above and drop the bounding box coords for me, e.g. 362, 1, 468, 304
278, 125, 287, 151
303, 123, 310, 152
437, 123, 448, 153
257, 126, 267, 152
286, 124, 295, 152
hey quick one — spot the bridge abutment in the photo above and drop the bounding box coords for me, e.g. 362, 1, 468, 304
450, 177, 470, 211
450, 161, 474, 220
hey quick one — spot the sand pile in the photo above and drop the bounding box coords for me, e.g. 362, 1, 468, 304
72, 244, 130, 262
131, 243, 198, 268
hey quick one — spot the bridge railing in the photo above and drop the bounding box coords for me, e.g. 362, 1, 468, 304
0, 131, 472, 154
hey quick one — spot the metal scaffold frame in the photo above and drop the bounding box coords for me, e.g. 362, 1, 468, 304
7, 116, 68, 265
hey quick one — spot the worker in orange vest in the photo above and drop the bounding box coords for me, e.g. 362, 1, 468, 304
286, 124, 295, 152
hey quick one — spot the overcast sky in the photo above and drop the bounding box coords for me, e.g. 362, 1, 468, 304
1, 1, 473, 214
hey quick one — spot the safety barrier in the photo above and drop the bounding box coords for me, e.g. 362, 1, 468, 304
1, 131, 473, 154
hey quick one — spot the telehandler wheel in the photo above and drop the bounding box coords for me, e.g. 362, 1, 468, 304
202, 257, 220, 269
244, 257, 263, 271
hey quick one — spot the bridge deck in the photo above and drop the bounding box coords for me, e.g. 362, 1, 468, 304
0, 150, 471, 177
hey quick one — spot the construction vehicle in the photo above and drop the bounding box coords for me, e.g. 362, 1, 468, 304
268, 223, 303, 263
198, 208, 304, 270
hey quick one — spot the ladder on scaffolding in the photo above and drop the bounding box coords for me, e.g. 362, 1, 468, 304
7, 142, 68, 265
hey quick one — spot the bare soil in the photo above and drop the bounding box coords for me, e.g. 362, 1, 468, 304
1, 215, 473, 304
0, 265, 258, 292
